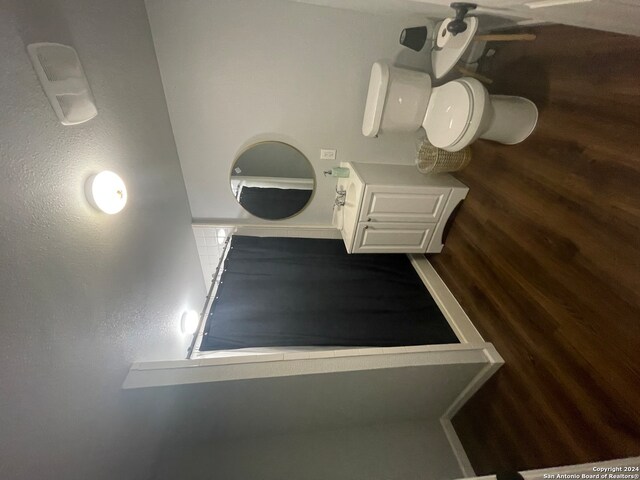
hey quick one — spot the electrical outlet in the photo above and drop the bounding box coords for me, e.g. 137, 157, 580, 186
320, 149, 337, 160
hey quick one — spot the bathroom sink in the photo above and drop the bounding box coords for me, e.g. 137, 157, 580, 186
333, 181, 357, 231
342, 182, 358, 227
333, 166, 365, 253
334, 202, 344, 230
346, 181, 357, 206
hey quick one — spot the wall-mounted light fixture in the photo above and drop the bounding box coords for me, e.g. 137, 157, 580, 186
181, 310, 200, 335
85, 171, 128, 214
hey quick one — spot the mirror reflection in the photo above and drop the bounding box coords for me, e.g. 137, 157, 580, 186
230, 141, 315, 220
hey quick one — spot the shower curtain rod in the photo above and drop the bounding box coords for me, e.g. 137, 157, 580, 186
186, 234, 232, 359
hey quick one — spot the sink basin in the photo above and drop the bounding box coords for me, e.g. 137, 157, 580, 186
333, 182, 357, 231
334, 203, 344, 230
346, 181, 357, 206
338, 181, 363, 253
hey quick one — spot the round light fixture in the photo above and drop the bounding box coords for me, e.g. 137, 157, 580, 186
85, 171, 127, 214
181, 310, 199, 335
216, 228, 227, 245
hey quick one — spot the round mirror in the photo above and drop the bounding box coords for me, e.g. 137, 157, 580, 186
230, 141, 315, 220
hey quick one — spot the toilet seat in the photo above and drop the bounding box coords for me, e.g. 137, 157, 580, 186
423, 78, 489, 152
423, 81, 473, 149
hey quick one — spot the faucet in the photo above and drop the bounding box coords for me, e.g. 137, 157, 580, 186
334, 186, 346, 207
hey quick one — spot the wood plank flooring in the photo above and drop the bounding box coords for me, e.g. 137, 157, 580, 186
429, 25, 640, 474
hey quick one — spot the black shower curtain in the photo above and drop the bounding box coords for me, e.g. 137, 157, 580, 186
200, 236, 458, 350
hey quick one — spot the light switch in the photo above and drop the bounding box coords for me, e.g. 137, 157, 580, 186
320, 149, 337, 160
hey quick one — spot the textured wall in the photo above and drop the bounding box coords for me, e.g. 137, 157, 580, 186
154, 421, 460, 480
145, 0, 435, 225
0, 1, 205, 479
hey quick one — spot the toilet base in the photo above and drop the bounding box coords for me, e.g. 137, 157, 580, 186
481, 95, 538, 145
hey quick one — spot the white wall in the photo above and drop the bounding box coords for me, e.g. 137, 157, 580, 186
155, 421, 460, 480
146, 0, 437, 225
147, 359, 487, 479
0, 1, 205, 479
141, 358, 487, 439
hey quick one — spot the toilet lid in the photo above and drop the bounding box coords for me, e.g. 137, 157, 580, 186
425, 81, 473, 148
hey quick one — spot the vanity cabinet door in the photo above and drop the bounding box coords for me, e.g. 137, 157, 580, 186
352, 222, 435, 253
360, 186, 451, 224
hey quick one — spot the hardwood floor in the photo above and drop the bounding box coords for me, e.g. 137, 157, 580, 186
430, 25, 640, 474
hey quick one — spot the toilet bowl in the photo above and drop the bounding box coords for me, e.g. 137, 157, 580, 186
362, 62, 538, 152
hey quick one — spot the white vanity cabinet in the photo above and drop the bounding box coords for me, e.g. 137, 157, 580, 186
334, 162, 468, 254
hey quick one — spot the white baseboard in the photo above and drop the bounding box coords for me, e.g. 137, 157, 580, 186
409, 253, 504, 477
409, 254, 485, 344
441, 345, 505, 477
442, 416, 476, 477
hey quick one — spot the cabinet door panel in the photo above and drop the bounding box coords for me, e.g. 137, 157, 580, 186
360, 186, 450, 223
353, 222, 435, 253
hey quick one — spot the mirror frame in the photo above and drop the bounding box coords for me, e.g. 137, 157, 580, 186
229, 140, 316, 221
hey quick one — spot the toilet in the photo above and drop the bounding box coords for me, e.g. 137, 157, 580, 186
362, 62, 538, 152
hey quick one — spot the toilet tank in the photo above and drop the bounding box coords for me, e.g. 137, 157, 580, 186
362, 62, 431, 137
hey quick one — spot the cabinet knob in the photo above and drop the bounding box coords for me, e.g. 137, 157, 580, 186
364, 225, 369, 230
367, 218, 371, 222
